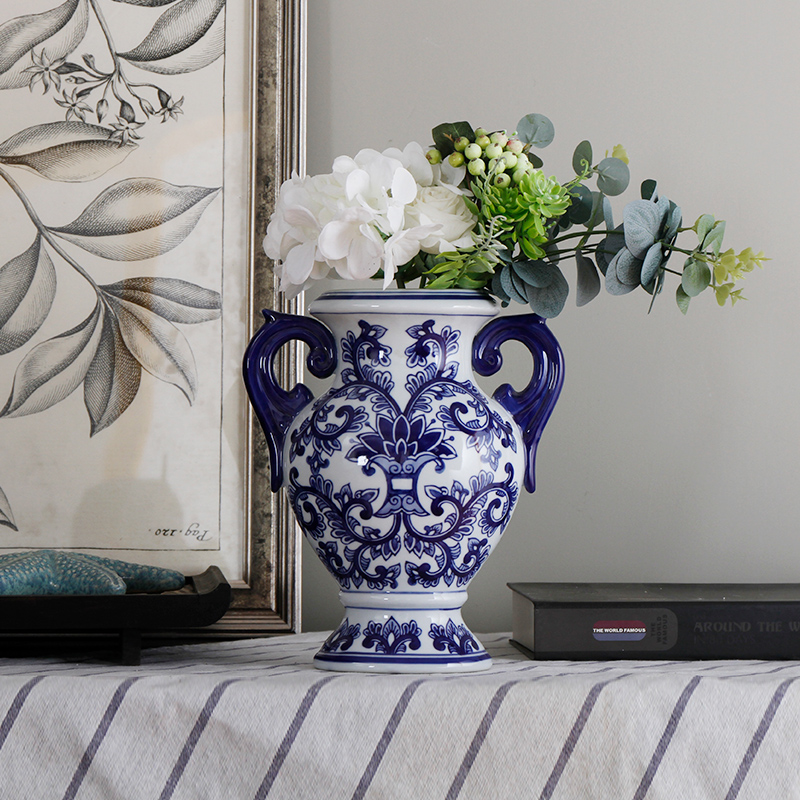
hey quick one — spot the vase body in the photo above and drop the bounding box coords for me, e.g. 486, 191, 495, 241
244, 288, 563, 673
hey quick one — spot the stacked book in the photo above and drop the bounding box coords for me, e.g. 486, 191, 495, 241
509, 582, 800, 660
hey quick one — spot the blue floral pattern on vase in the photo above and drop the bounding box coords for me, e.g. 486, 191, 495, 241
320, 620, 361, 654
287, 318, 518, 593
429, 620, 479, 655
363, 617, 422, 655
243, 288, 564, 672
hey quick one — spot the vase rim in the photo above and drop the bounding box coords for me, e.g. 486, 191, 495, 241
309, 287, 499, 317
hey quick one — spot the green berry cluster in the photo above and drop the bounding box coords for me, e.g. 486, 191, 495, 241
426, 128, 537, 188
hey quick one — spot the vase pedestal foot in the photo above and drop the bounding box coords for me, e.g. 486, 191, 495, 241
313, 590, 491, 674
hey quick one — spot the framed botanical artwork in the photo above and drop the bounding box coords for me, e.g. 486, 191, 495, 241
0, 0, 305, 634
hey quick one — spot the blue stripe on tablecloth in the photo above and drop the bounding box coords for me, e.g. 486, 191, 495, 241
350, 679, 426, 800
632, 675, 703, 800
62, 677, 140, 800
539, 672, 630, 800
253, 674, 341, 800
445, 680, 518, 800
724, 677, 797, 800
158, 678, 239, 800
0, 676, 45, 750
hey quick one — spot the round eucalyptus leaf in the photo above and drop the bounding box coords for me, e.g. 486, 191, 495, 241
622, 199, 664, 258
516, 113, 555, 148
596, 157, 630, 196
614, 248, 642, 286
529, 152, 544, 169
676, 284, 691, 314
640, 243, 663, 286
568, 183, 593, 225
595, 226, 625, 275
491, 271, 511, 304
605, 253, 638, 296
575, 251, 601, 306
666, 202, 682, 239
572, 140, 592, 175
512, 259, 553, 288
681, 258, 711, 297
524, 266, 568, 317
499, 264, 528, 304
602, 196, 614, 230
640, 179, 658, 201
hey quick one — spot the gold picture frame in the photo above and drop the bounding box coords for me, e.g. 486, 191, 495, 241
212, 0, 306, 636
0, 0, 306, 639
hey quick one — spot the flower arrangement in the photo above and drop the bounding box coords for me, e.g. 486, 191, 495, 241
263, 113, 766, 317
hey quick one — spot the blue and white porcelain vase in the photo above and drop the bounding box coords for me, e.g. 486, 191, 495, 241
244, 288, 563, 672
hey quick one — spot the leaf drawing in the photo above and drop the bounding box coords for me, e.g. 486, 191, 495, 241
113, 0, 182, 5
0, 486, 17, 531
101, 277, 221, 323
0, 236, 57, 355
51, 178, 220, 259
0, 121, 137, 182
108, 296, 197, 404
106, 295, 198, 403
118, 0, 225, 75
0, 0, 89, 90
84, 310, 142, 435
1, 300, 104, 418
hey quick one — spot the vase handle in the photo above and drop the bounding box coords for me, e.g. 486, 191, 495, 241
243, 310, 337, 491
473, 314, 564, 493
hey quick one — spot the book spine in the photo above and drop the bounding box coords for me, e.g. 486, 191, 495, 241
522, 599, 800, 659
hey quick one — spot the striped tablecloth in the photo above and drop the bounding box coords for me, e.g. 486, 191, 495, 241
1, 631, 799, 799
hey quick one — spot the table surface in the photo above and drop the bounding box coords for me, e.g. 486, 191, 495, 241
1, 631, 799, 800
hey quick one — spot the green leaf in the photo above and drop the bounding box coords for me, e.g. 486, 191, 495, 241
431, 121, 475, 157
596, 157, 630, 196
462, 196, 479, 216
572, 140, 592, 175
681, 258, 711, 297
640, 179, 658, 201
516, 114, 555, 149
703, 220, 726, 255
524, 267, 569, 317
676, 284, 691, 314
695, 214, 715, 246
575, 251, 600, 307
512, 260, 553, 288
567, 183, 593, 225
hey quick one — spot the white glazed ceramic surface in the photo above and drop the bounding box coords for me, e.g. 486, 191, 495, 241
286, 290, 526, 672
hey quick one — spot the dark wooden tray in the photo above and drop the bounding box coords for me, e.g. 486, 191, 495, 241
0, 566, 231, 665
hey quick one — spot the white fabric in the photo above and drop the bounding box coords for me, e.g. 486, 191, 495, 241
0, 632, 798, 799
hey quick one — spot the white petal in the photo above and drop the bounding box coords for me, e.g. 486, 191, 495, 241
346, 168, 370, 201
342, 235, 382, 280
281, 241, 317, 284
440, 160, 466, 187
318, 220, 354, 261
332, 155, 357, 173
391, 167, 417, 205
283, 205, 320, 228
386, 204, 405, 234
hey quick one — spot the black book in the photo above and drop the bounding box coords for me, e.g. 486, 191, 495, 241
509, 582, 800, 660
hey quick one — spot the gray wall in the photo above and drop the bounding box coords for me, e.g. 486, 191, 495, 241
300, 0, 799, 633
